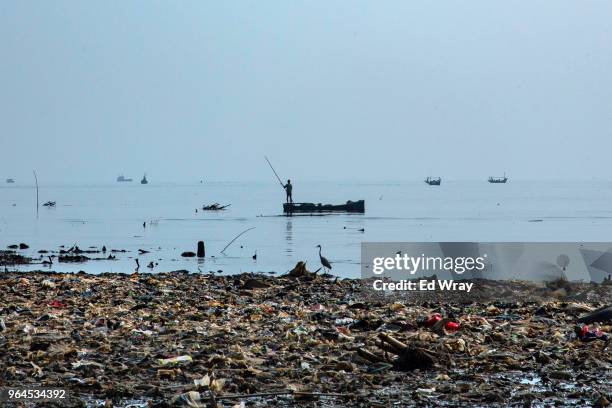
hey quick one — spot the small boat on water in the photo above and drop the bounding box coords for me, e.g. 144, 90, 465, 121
283, 200, 365, 214
141, 174, 148, 184
6, 178, 15, 184
43, 201, 56, 207
116, 175, 133, 182
488, 173, 508, 184
425, 177, 441, 186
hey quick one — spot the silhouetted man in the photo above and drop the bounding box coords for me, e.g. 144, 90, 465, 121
284, 179, 293, 203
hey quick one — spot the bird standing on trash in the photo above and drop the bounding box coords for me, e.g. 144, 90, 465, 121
316, 245, 332, 273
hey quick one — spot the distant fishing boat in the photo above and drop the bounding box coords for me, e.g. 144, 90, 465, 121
488, 173, 508, 184
42, 201, 56, 207
6, 178, 15, 184
116, 175, 133, 182
283, 200, 365, 214
141, 174, 148, 184
425, 177, 441, 186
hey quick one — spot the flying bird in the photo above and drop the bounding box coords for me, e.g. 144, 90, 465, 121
316, 245, 332, 273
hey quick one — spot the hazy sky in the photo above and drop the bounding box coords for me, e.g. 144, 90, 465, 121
1, 1, 611, 182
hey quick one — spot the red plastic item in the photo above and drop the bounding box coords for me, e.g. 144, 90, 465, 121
425, 313, 442, 327
49, 300, 67, 308
445, 321, 461, 332
580, 325, 590, 337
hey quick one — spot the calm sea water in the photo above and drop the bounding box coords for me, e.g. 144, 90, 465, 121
2, 180, 612, 278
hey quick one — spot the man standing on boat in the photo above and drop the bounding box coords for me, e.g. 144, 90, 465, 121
284, 179, 293, 203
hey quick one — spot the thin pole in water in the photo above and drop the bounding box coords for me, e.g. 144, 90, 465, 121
220, 227, 256, 254
33, 170, 39, 218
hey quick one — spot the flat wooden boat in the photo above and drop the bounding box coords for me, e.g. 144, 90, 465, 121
283, 200, 364, 214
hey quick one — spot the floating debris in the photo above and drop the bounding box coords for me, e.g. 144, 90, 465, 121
202, 203, 231, 211
0, 250, 31, 265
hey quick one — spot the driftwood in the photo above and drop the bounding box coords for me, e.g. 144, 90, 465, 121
286, 261, 321, 278
375, 339, 402, 355
356, 348, 383, 364
393, 344, 436, 371
378, 333, 408, 352
356, 333, 437, 372
577, 305, 612, 324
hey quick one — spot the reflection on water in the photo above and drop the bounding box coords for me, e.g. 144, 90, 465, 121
285, 219, 293, 256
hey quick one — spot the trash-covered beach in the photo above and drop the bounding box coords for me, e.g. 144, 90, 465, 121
0, 267, 610, 407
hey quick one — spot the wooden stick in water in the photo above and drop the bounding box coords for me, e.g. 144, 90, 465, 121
33, 170, 39, 218
220, 227, 256, 254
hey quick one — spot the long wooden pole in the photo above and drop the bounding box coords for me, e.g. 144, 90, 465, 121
264, 156, 284, 188
33, 170, 39, 218
220, 227, 256, 254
